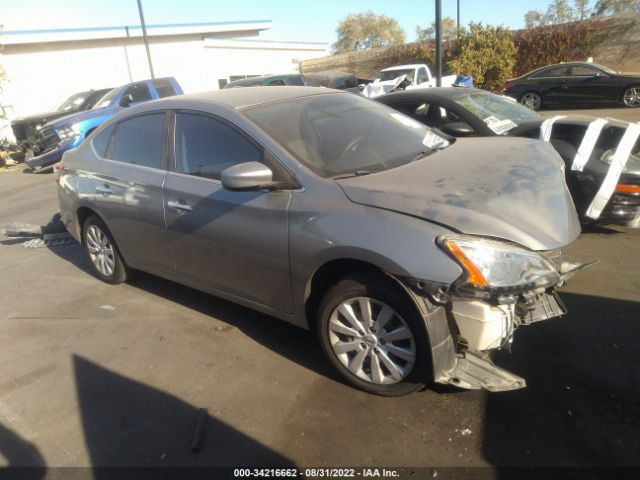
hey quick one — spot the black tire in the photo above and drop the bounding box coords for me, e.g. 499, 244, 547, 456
621, 85, 640, 108
519, 91, 542, 111
316, 274, 431, 396
82, 215, 129, 284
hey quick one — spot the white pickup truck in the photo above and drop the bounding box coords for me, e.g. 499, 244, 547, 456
363, 64, 457, 98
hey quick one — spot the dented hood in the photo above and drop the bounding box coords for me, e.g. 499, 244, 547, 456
337, 137, 581, 251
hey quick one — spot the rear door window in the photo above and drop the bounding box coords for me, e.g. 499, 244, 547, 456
532, 66, 569, 78
174, 113, 263, 180
108, 114, 165, 169
569, 66, 598, 76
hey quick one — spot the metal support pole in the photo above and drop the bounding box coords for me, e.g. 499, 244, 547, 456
435, 0, 442, 87
136, 0, 155, 79
457, 0, 460, 42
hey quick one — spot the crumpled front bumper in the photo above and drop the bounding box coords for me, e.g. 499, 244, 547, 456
404, 258, 594, 392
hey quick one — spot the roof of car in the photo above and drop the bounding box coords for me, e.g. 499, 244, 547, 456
381, 64, 424, 71
150, 86, 343, 110
225, 73, 305, 88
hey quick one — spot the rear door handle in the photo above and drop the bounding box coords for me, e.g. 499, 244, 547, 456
96, 185, 112, 195
167, 200, 193, 212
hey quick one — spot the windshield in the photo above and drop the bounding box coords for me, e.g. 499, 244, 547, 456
244, 93, 450, 178
453, 91, 541, 134
93, 88, 119, 109
57, 92, 89, 112
379, 69, 414, 81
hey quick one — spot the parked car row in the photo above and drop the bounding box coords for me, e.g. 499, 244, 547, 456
57, 86, 592, 396
13, 78, 183, 172
11, 87, 113, 152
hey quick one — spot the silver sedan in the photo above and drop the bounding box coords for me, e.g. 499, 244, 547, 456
57, 87, 583, 396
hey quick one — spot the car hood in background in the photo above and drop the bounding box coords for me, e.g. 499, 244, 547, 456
12, 110, 77, 125
338, 137, 581, 251
43, 105, 114, 130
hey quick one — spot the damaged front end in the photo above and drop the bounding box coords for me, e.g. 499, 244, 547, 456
410, 235, 593, 392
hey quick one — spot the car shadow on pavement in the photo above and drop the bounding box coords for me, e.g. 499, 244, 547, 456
46, 242, 339, 387
482, 292, 640, 476
0, 423, 46, 478
72, 355, 295, 475
129, 271, 338, 383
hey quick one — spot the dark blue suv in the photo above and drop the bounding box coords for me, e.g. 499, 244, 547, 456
26, 77, 183, 171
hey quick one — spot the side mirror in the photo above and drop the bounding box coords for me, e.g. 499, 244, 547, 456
221, 162, 274, 191
119, 94, 134, 108
441, 122, 474, 137
594, 72, 606, 79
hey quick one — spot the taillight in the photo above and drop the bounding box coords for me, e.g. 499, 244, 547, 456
503, 82, 513, 91
615, 184, 640, 194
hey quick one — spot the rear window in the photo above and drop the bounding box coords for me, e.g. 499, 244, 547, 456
152, 79, 177, 98
92, 124, 115, 157
121, 83, 152, 104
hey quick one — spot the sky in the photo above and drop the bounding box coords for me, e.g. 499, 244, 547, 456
0, 0, 579, 45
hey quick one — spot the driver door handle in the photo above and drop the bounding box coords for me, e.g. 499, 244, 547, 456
167, 200, 193, 212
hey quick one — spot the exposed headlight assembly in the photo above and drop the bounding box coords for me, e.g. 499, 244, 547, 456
438, 235, 560, 297
56, 123, 82, 142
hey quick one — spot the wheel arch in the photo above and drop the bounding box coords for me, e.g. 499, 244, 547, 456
304, 258, 419, 332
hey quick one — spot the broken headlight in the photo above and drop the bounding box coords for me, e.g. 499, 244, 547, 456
438, 235, 560, 295
56, 123, 82, 142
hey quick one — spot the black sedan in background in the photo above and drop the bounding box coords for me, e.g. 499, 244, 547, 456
377, 88, 640, 226
502, 62, 640, 110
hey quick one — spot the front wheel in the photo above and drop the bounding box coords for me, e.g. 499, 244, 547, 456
622, 86, 640, 107
520, 91, 542, 111
316, 275, 431, 396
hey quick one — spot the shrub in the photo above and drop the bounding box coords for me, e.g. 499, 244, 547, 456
513, 20, 597, 76
447, 23, 516, 91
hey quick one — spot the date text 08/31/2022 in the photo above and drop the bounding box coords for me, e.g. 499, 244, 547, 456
233, 468, 400, 478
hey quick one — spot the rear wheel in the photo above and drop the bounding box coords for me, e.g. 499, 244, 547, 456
82, 215, 129, 284
622, 86, 640, 107
520, 91, 542, 111
316, 275, 430, 396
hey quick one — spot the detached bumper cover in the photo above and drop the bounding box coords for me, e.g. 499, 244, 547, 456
25, 148, 63, 170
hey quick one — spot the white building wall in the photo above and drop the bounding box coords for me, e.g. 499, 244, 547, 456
1, 38, 328, 117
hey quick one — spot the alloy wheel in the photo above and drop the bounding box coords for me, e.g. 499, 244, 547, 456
328, 297, 416, 385
623, 87, 640, 107
520, 92, 542, 110
86, 224, 116, 277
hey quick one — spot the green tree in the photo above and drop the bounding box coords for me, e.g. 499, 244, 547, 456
448, 23, 516, 91
415, 17, 460, 42
523, 0, 594, 27
524, 10, 546, 28
545, 0, 576, 23
332, 11, 406, 54
594, 0, 640, 14
574, 0, 591, 18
